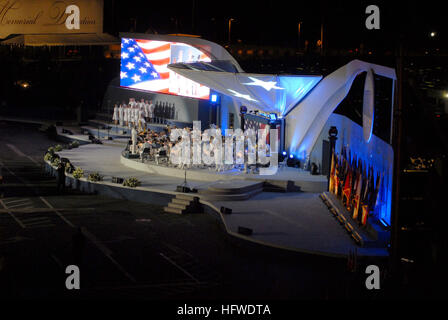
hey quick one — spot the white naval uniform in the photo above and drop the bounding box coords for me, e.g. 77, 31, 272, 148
112, 106, 119, 121
131, 127, 138, 154
123, 106, 128, 123
118, 105, 124, 126
144, 103, 149, 118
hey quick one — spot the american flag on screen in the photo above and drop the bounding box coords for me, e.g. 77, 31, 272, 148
120, 38, 211, 98
120, 38, 161, 88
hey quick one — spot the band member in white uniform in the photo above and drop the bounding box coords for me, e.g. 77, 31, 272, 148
139, 108, 146, 131
123, 104, 128, 127
144, 100, 149, 121
118, 103, 124, 126
133, 105, 139, 128
126, 105, 132, 128
131, 126, 138, 154
112, 104, 119, 125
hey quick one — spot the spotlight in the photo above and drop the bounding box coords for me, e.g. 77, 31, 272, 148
282, 151, 287, 156
289, 154, 294, 159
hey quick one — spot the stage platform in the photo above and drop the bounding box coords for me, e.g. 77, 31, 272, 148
121, 155, 327, 193
54, 142, 389, 258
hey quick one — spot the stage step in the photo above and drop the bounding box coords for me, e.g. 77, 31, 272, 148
199, 187, 262, 201
163, 194, 202, 214
199, 181, 264, 195
172, 198, 191, 206
263, 180, 297, 192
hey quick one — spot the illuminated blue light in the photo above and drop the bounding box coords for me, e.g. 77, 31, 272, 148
210, 93, 219, 103
275, 75, 322, 115
282, 151, 287, 156
289, 154, 294, 159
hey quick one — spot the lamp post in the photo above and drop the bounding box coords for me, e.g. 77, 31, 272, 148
297, 21, 302, 49
228, 18, 235, 43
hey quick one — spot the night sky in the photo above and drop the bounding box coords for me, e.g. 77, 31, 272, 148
104, 0, 446, 50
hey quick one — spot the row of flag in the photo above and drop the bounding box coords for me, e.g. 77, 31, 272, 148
329, 146, 384, 226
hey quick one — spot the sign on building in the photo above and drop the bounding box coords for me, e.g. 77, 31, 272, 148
0, 0, 103, 38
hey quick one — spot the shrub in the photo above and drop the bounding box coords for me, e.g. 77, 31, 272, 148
123, 177, 141, 188
88, 172, 103, 182
72, 167, 84, 180
54, 144, 63, 152
44, 152, 53, 162
70, 141, 80, 148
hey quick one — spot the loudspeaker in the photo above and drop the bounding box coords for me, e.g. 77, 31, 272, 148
112, 177, 124, 184
176, 186, 190, 193
238, 226, 253, 236
220, 207, 232, 214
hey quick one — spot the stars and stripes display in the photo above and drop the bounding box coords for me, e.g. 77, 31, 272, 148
120, 37, 211, 99
329, 146, 386, 226
120, 38, 161, 88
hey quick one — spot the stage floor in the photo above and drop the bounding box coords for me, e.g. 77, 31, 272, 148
58, 143, 388, 258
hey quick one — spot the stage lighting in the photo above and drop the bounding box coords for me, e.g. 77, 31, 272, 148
210, 93, 219, 103
289, 154, 294, 159
269, 113, 277, 121
282, 151, 287, 156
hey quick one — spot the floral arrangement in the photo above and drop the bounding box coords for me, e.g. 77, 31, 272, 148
88, 172, 103, 182
72, 167, 84, 180
44, 152, 53, 162
123, 177, 141, 188
54, 144, 63, 152
70, 141, 80, 148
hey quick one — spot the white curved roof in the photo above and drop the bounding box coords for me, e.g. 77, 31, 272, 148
120, 32, 244, 72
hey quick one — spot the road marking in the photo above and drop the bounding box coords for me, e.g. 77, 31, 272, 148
39, 197, 137, 283
3, 198, 31, 204
0, 199, 26, 229
7, 202, 33, 208
39, 196, 75, 228
82, 228, 137, 283
6, 144, 40, 166
160, 252, 199, 284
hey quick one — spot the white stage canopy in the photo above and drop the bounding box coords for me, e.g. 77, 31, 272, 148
168, 62, 322, 116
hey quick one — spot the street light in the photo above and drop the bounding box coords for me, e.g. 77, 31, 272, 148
228, 18, 235, 43
297, 21, 302, 49
430, 31, 436, 38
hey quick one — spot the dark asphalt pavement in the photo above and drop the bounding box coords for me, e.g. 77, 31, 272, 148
0, 121, 394, 301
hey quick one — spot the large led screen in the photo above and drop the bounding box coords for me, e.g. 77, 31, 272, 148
120, 38, 211, 99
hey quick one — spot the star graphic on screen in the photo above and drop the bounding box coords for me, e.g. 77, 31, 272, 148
121, 52, 129, 59
128, 47, 135, 52
139, 67, 147, 73
120, 71, 128, 79
131, 74, 141, 82
126, 62, 135, 70
151, 71, 158, 77
133, 56, 141, 62
242, 77, 284, 91
228, 89, 258, 102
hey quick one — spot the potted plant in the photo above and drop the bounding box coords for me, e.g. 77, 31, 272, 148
123, 177, 141, 188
